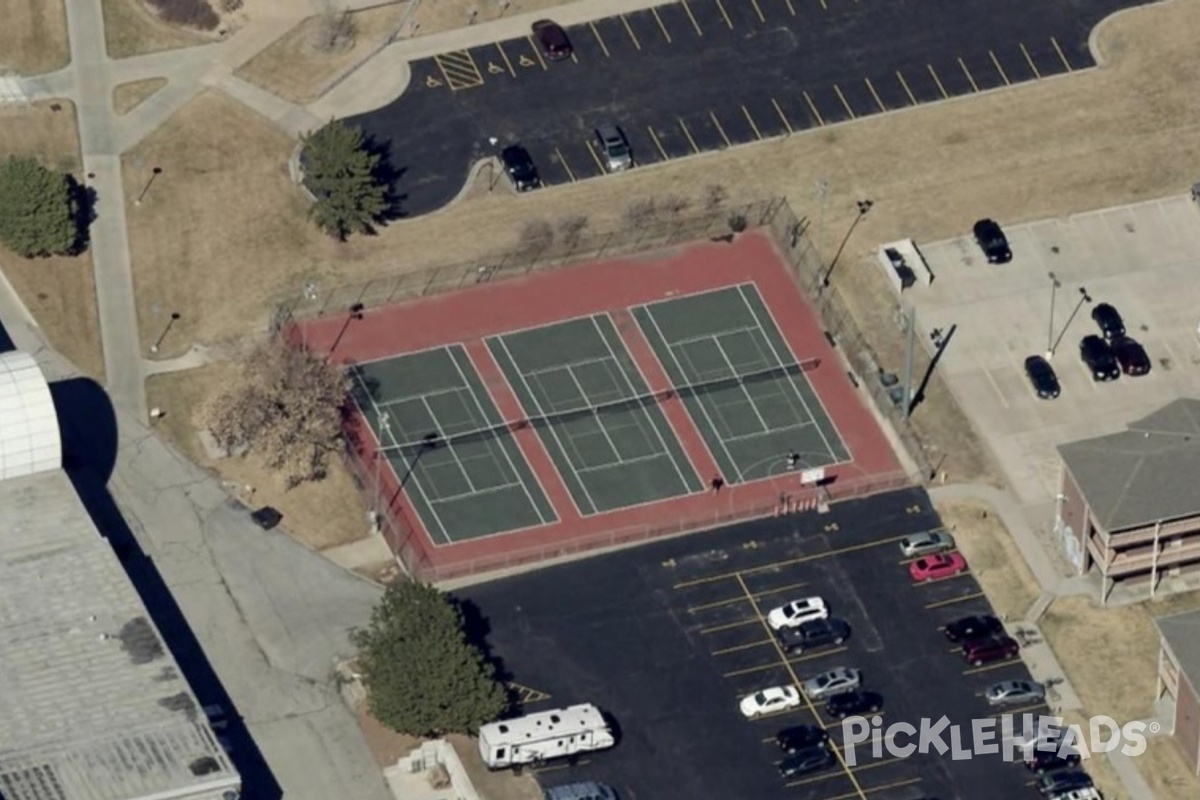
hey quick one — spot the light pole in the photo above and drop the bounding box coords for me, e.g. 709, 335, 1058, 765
814, 178, 829, 262
821, 199, 874, 289
330, 303, 365, 354
135, 166, 162, 206
1049, 287, 1092, 357
150, 311, 180, 354
373, 412, 392, 526
486, 136, 500, 191
1045, 272, 1062, 358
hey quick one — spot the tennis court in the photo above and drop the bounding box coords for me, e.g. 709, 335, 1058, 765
633, 284, 849, 483
487, 315, 703, 515
349, 345, 556, 544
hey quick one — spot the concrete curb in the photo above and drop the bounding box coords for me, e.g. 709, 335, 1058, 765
1087, 0, 1175, 68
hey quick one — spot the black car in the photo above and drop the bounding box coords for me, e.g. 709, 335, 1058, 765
1023, 355, 1060, 400
1112, 336, 1150, 376
973, 218, 1012, 263
1026, 749, 1082, 774
780, 617, 851, 654
531, 19, 572, 60
943, 614, 1003, 643
778, 744, 834, 778
1080, 335, 1120, 381
1091, 302, 1125, 339
499, 145, 540, 192
825, 689, 883, 719
1036, 770, 1094, 796
776, 724, 828, 753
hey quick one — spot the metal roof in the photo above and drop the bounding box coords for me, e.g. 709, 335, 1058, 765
1057, 398, 1200, 532
0, 469, 239, 800
1157, 608, 1200, 689
0, 351, 60, 479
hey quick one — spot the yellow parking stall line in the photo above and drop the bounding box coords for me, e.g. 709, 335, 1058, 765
783, 0, 796, 14
682, 0, 704, 35
570, 51, 579, 63
531, 759, 590, 774
589, 21, 611, 57
700, 618, 759, 634
723, 645, 849, 676
958, 57, 979, 92
785, 770, 843, 788
553, 147, 577, 182
585, 139, 605, 173
687, 594, 753, 612
771, 98, 793, 133
742, 105, 764, 139
845, 756, 907, 774
709, 110, 732, 147
817, 778, 923, 798
788, 646, 847, 664
819, 0, 828, 9
925, 591, 983, 609
647, 126, 669, 160
722, 660, 782, 679
832, 84, 855, 118
651, 6, 673, 42
926, 64, 949, 98
989, 50, 1010, 85
963, 660, 1022, 676
526, 35, 548, 70
911, 571, 972, 587
715, 0, 734, 28
620, 14, 642, 50
494, 42, 516, 77
864, 77, 886, 112
1020, 42, 1041, 78
802, 91, 825, 126
750, 0, 766, 22
992, 702, 1047, 719
679, 119, 700, 153
1051, 36, 1072, 71
712, 638, 773, 655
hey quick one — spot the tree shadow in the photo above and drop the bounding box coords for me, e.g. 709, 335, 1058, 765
66, 175, 98, 256
453, 597, 517, 714
363, 134, 408, 222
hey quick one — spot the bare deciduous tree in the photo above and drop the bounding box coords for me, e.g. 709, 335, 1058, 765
623, 197, 658, 230
703, 184, 728, 214
557, 215, 589, 252
206, 339, 350, 488
313, 5, 358, 54
515, 219, 555, 259
661, 194, 691, 217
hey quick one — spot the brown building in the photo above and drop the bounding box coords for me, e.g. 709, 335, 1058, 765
1056, 399, 1200, 602
1156, 609, 1200, 776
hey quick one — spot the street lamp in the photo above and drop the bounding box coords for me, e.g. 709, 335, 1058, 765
486, 136, 500, 192
150, 312, 180, 354
135, 166, 162, 206
1045, 272, 1062, 358
330, 303, 365, 354
821, 199, 874, 289
1049, 287, 1092, 357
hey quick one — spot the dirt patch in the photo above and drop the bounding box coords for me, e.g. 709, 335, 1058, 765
934, 500, 1040, 620
354, 701, 422, 767
113, 78, 170, 115
0, 0, 69, 74
406, 0, 573, 37
1141, 736, 1199, 800
237, 4, 409, 105
101, 0, 210, 58
0, 101, 104, 380
146, 364, 372, 551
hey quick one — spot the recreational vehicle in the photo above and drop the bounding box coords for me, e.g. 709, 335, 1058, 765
478, 704, 615, 769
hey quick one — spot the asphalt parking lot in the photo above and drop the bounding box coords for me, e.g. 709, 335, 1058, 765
461, 486, 1056, 800
901, 195, 1200, 510
351, 0, 1149, 215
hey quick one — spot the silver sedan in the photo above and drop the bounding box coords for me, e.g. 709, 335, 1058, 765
985, 680, 1046, 707
899, 532, 955, 558
801, 667, 861, 700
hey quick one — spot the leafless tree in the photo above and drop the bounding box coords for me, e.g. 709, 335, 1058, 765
660, 194, 691, 217
515, 219, 555, 259
312, 1, 358, 54
219, 0, 242, 11
557, 215, 589, 252
623, 197, 658, 230
703, 184, 728, 214
205, 339, 350, 488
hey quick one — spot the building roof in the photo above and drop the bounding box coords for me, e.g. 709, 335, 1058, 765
0, 350, 60, 479
1157, 608, 1200, 688
1057, 398, 1200, 532
0, 469, 239, 800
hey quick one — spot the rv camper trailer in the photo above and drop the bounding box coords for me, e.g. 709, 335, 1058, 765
478, 704, 615, 769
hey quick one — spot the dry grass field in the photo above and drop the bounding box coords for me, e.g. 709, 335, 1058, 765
0, 102, 104, 380
113, 78, 169, 114
237, 4, 409, 104
407, 0, 575, 36
934, 500, 1041, 620
0, 0, 70, 74
101, 0, 210, 58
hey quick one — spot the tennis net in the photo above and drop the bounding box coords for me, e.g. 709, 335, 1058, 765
379, 357, 820, 452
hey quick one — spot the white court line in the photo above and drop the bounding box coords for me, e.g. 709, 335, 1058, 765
420, 394, 477, 494
448, 346, 554, 524
712, 335, 772, 434
565, 365, 624, 463
670, 324, 762, 348
525, 354, 612, 380
589, 315, 691, 488
574, 452, 663, 475
429, 480, 525, 503
350, 362, 452, 545
723, 421, 813, 444
495, 336, 596, 517
638, 305, 744, 482
530, 370, 595, 469
736, 285, 840, 461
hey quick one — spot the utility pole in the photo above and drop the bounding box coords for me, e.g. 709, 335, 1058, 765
374, 412, 392, 525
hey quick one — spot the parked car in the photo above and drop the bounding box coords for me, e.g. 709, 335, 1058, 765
776, 725, 828, 753
499, 145, 540, 192
1024, 355, 1061, 399
740, 685, 802, 718
944, 614, 1003, 643
594, 124, 633, 172
985, 679, 1046, 707
801, 667, 861, 700
899, 531, 955, 558
909, 552, 968, 582
1026, 748, 1082, 774
825, 689, 883, 719
767, 597, 829, 630
973, 218, 1012, 263
1091, 302, 1125, 339
1046, 789, 1101, 800
1079, 335, 1120, 381
778, 744, 834, 779
1112, 336, 1150, 376
531, 19, 572, 60
962, 635, 1020, 666
1036, 770, 1094, 797
780, 618, 850, 654
543, 783, 618, 800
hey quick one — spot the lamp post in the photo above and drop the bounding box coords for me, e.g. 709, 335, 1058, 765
821, 199, 874, 289
150, 312, 180, 354
135, 166, 162, 206
1049, 287, 1091, 357
486, 136, 500, 192
1045, 272, 1062, 358
373, 412, 392, 526
330, 303, 365, 354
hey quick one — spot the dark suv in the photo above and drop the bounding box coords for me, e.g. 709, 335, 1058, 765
825, 689, 883, 719
943, 614, 1003, 643
1037, 770, 1094, 796
776, 725, 828, 753
1023, 355, 1060, 400
500, 145, 540, 192
1079, 335, 1120, 381
1026, 749, 1082, 774
1112, 336, 1150, 376
973, 218, 1012, 263
962, 635, 1019, 666
1091, 302, 1125, 339
778, 744, 833, 778
781, 618, 851, 654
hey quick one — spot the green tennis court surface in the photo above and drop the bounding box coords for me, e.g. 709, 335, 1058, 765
349, 346, 556, 544
633, 284, 849, 483
487, 315, 703, 515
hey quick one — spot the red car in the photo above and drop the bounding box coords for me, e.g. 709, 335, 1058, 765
532, 19, 572, 60
909, 552, 967, 582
